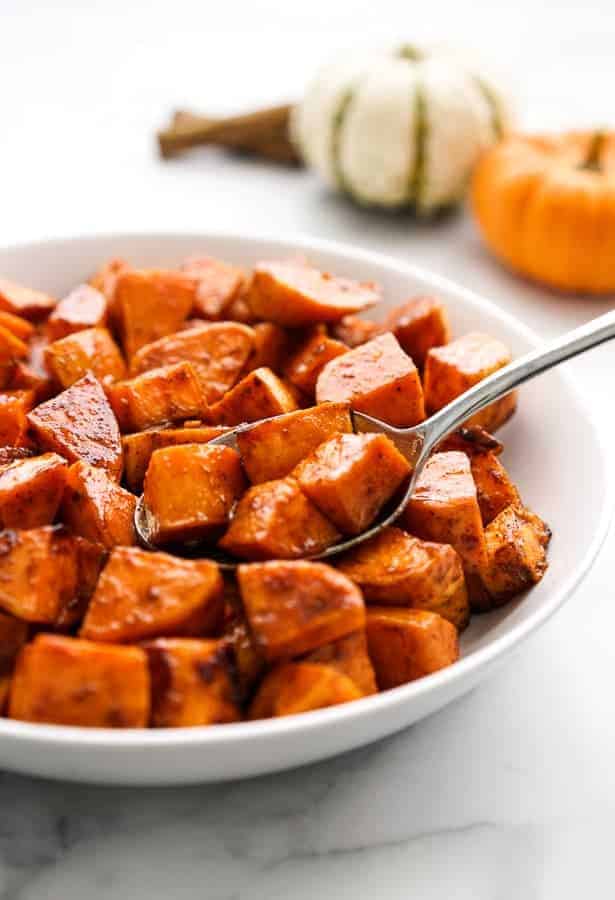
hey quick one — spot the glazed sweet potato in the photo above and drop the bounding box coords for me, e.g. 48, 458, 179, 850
294, 433, 411, 536
0, 312, 35, 342
9, 335, 55, 402
249, 662, 362, 719
44, 327, 126, 388
9, 634, 150, 728
385, 296, 451, 368
129, 322, 254, 403
0, 326, 28, 387
108, 362, 208, 433
143, 444, 245, 544
223, 604, 266, 700
219, 476, 340, 560
0, 453, 67, 529
244, 322, 290, 373
237, 402, 352, 484
237, 560, 365, 661
423, 332, 517, 431
330, 315, 384, 348
0, 278, 56, 320
366, 608, 459, 688
115, 269, 195, 358
284, 331, 348, 397
54, 536, 106, 629
207, 367, 298, 426
27, 372, 123, 479
0, 390, 35, 446
61, 461, 136, 548
89, 257, 130, 329
466, 451, 521, 526
80, 547, 224, 643
143, 638, 240, 727
0, 610, 28, 712
181, 255, 245, 319
337, 527, 470, 630
316, 333, 425, 427
122, 425, 228, 492
46, 284, 108, 341
247, 260, 380, 326
303, 630, 377, 695
480, 505, 549, 606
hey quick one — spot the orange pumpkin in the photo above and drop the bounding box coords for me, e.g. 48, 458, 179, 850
471, 132, 615, 294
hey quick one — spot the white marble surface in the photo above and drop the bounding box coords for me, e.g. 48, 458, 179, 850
1, 1, 614, 897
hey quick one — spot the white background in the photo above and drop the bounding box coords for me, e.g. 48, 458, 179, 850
1, 2, 614, 898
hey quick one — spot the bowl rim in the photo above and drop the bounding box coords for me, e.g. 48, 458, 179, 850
0, 228, 612, 751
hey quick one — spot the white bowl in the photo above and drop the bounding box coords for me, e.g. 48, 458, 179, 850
0, 232, 610, 785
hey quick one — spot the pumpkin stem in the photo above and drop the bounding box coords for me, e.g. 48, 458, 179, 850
581, 131, 606, 172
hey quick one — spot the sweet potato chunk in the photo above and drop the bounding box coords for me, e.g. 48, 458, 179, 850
237, 560, 365, 661
129, 322, 254, 403
9, 634, 150, 727
237, 402, 352, 484
223, 605, 266, 700
46, 284, 107, 341
143, 638, 240, 727
424, 332, 517, 431
108, 362, 208, 433
303, 630, 377, 695
466, 451, 521, 526
366, 608, 459, 688
385, 296, 451, 368
0, 525, 78, 623
9, 335, 55, 402
294, 433, 411, 536
143, 444, 245, 544
248, 260, 380, 326
115, 269, 195, 358
54, 537, 106, 629
284, 332, 348, 397
0, 453, 67, 529
0, 326, 28, 385
89, 257, 130, 329
0, 312, 34, 342
316, 333, 425, 427
0, 610, 28, 711
80, 547, 224, 643
27, 373, 123, 479
0, 390, 34, 446
207, 367, 298, 426
330, 315, 384, 348
0, 278, 56, 320
249, 662, 361, 719
480, 505, 549, 606
220, 477, 340, 561
337, 527, 470, 630
181, 255, 245, 319
244, 322, 290, 373
45, 327, 126, 388
122, 425, 228, 492
61, 461, 136, 548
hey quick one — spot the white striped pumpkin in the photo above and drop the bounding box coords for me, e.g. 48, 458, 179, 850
292, 45, 513, 214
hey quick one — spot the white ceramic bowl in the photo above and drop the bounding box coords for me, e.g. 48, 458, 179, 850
0, 232, 611, 785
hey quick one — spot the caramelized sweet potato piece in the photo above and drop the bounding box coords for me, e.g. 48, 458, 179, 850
385, 296, 451, 368
247, 260, 380, 326
467, 451, 521, 526
480, 505, 549, 606
244, 322, 290, 373
143, 638, 240, 727
249, 662, 361, 719
122, 425, 228, 492
89, 257, 130, 329
0, 390, 35, 446
9, 634, 150, 727
143, 444, 245, 544
223, 606, 266, 700
220, 476, 340, 560
115, 269, 195, 358
424, 332, 517, 431
46, 284, 108, 341
284, 332, 348, 397
237, 402, 352, 484
45, 327, 126, 388
108, 362, 208, 433
0, 312, 35, 342
181, 255, 245, 319
0, 278, 56, 320
27, 372, 123, 479
0, 453, 67, 529
366, 607, 459, 688
337, 527, 470, 630
54, 537, 106, 629
294, 433, 411, 536
237, 560, 365, 661
80, 547, 224, 643
129, 322, 254, 403
0, 325, 28, 381
9, 335, 55, 402
303, 630, 377, 695
316, 333, 425, 427
0, 610, 28, 712
330, 315, 384, 348
61, 461, 136, 549
207, 367, 298, 426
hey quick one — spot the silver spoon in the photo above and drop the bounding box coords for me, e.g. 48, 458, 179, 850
135, 310, 615, 569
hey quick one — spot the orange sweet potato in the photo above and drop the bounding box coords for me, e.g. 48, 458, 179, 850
223, 605, 266, 700
9, 335, 55, 402
480, 505, 549, 606
45, 327, 126, 388
243, 322, 290, 373
0, 610, 28, 710
467, 451, 521, 526
108, 362, 208, 433
0, 453, 67, 529
0, 447, 34, 468
143, 444, 246, 544
0, 326, 29, 385
61, 461, 136, 548
115, 269, 195, 358
122, 425, 228, 492
46, 284, 108, 341
0, 278, 56, 320
294, 433, 411, 536
303, 630, 377, 695
54, 536, 106, 629
330, 315, 384, 348
385, 296, 451, 368
0, 390, 35, 446
316, 333, 425, 427
9, 634, 150, 727
181, 255, 245, 319
337, 526, 470, 630
89, 257, 130, 329
237, 560, 365, 661
249, 662, 361, 719
207, 367, 298, 426
0, 312, 35, 342
80, 547, 224, 643
284, 331, 348, 397
143, 637, 241, 727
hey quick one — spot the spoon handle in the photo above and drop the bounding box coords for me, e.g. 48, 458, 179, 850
423, 310, 615, 449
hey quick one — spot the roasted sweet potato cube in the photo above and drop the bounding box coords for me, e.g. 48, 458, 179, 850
316, 333, 425, 428
80, 547, 224, 643
336, 527, 470, 630
122, 425, 228, 492
0, 610, 28, 674
437, 426, 503, 457
366, 608, 458, 688
27, 373, 123, 479
9, 634, 150, 727
247, 260, 380, 326
181, 255, 245, 319
115, 269, 195, 358
385, 296, 451, 368
207, 366, 298, 426
284, 332, 348, 397
129, 322, 254, 403
237, 402, 352, 484
0, 390, 35, 446
237, 561, 365, 661
45, 327, 126, 389
61, 461, 136, 548
89, 257, 130, 329
223, 606, 266, 700
330, 315, 384, 348
0, 453, 67, 529
0, 278, 56, 320
143, 444, 245, 544
54, 537, 106, 629
466, 451, 521, 526
9, 335, 55, 402
143, 638, 240, 727
0, 312, 34, 342
244, 322, 290, 373
0, 325, 28, 383
424, 332, 517, 431
46, 284, 108, 341
219, 476, 340, 561
108, 362, 208, 433
303, 631, 377, 695
294, 433, 411, 536
0, 525, 78, 622
480, 505, 549, 606
249, 662, 361, 719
